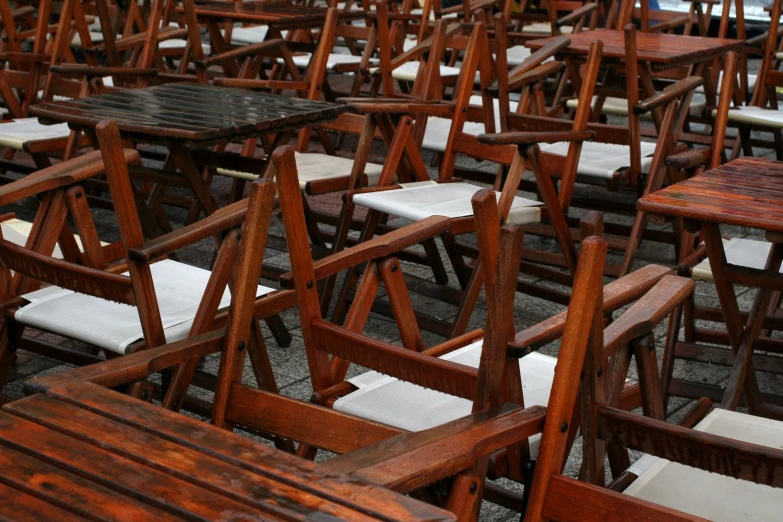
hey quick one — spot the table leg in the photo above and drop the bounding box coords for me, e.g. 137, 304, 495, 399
700, 222, 769, 414
168, 142, 219, 218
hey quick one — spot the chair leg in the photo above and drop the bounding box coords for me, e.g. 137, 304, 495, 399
660, 305, 683, 417
445, 471, 483, 522
263, 314, 292, 348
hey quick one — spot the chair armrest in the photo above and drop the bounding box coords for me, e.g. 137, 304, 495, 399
478, 130, 593, 146
646, 14, 691, 33
635, 76, 703, 115
0, 5, 36, 21
0, 149, 139, 207
0, 52, 50, 63
666, 147, 710, 169
555, 3, 600, 27
508, 36, 569, 78
322, 404, 545, 491
279, 215, 452, 287
195, 39, 287, 68
504, 61, 565, 92
511, 264, 673, 355
127, 198, 250, 262
602, 275, 694, 357
339, 98, 455, 116
27, 329, 225, 393
50, 65, 158, 78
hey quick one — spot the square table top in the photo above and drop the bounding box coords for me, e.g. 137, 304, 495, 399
526, 29, 744, 70
637, 157, 783, 233
189, 0, 337, 24
0, 381, 455, 521
30, 83, 346, 143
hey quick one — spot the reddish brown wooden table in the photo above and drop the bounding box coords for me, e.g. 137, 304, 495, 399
30, 82, 345, 219
638, 157, 783, 419
0, 381, 455, 521
526, 29, 744, 128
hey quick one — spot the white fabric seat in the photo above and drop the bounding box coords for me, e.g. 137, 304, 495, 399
0, 218, 109, 259
283, 51, 377, 71
217, 151, 384, 189
691, 237, 780, 282
230, 25, 269, 45
566, 96, 706, 118
505, 45, 533, 67
0, 118, 72, 150
352, 180, 542, 224
336, 341, 556, 454
159, 38, 211, 55
624, 409, 783, 521
422, 95, 518, 153
16, 259, 275, 355
520, 22, 573, 35
538, 140, 657, 181
723, 106, 783, 127
388, 61, 460, 81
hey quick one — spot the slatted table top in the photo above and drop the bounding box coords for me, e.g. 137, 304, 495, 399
30, 83, 346, 142
0, 381, 455, 522
526, 29, 744, 70
638, 157, 783, 232
189, 0, 335, 24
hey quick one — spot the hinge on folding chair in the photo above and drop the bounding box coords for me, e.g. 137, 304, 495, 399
520, 458, 536, 513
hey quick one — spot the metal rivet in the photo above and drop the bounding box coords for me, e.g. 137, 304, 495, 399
141, 391, 149, 401
469, 482, 478, 494
75, 192, 82, 199
560, 422, 568, 433
391, 264, 398, 272
238, 341, 245, 352
406, 119, 411, 125
597, 367, 603, 378
306, 280, 314, 289
461, 107, 467, 113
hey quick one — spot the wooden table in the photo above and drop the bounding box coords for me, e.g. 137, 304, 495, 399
526, 29, 744, 128
638, 157, 783, 419
0, 381, 455, 521
30, 82, 345, 220
189, 1, 361, 56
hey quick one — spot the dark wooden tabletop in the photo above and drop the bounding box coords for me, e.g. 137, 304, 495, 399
526, 29, 744, 70
189, 0, 335, 24
0, 381, 455, 522
638, 157, 783, 232
30, 83, 346, 142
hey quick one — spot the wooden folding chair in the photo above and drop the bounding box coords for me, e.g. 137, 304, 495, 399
523, 255, 783, 522
28, 143, 686, 517
0, 120, 291, 411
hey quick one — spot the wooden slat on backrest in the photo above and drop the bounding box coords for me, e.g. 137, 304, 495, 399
0, 239, 135, 305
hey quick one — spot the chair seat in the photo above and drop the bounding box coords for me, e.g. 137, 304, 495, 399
0, 218, 109, 259
566, 96, 706, 118
422, 95, 518, 153
0, 118, 72, 150
285, 51, 377, 71
538, 140, 657, 181
335, 341, 556, 455
695, 71, 757, 94
691, 237, 779, 282
352, 181, 542, 224
390, 61, 460, 81
159, 38, 211, 54
520, 22, 573, 35
624, 409, 783, 521
15, 259, 275, 354
723, 106, 783, 127
506, 45, 533, 67
217, 152, 384, 189
230, 25, 269, 45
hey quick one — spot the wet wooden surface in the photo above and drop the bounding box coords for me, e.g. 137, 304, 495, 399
30, 83, 346, 142
526, 29, 744, 71
638, 157, 783, 233
0, 381, 455, 522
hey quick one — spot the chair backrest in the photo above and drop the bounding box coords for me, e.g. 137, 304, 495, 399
751, 0, 783, 107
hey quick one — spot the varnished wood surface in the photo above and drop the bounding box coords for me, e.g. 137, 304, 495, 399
0, 382, 455, 522
526, 29, 744, 70
30, 83, 346, 141
190, 0, 350, 24
638, 157, 783, 233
